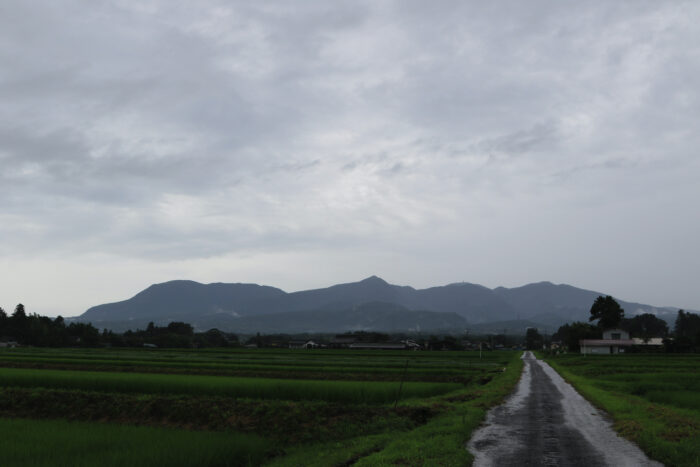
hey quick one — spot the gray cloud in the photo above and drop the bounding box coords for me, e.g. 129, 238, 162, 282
1, 0, 699, 315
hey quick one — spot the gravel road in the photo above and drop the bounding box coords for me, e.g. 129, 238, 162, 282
467, 352, 663, 467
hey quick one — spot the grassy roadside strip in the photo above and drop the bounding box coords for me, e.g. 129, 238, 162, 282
542, 355, 700, 467
266, 352, 525, 466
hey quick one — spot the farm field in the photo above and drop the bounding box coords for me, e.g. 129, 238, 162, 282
0, 347, 523, 466
543, 353, 700, 467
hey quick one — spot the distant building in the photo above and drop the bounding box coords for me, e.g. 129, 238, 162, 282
348, 342, 408, 350
401, 339, 422, 350
288, 340, 318, 349
631, 337, 664, 347
580, 328, 633, 355
329, 336, 356, 349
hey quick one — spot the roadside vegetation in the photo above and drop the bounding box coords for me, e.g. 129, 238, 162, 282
543, 353, 700, 467
0, 346, 523, 466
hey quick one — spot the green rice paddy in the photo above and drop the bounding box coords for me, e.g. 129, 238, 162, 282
0, 418, 267, 467
0, 347, 522, 466
0, 367, 461, 403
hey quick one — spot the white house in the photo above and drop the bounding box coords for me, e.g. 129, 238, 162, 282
580, 328, 633, 355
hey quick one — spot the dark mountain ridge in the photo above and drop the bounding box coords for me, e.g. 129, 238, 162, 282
76, 276, 688, 333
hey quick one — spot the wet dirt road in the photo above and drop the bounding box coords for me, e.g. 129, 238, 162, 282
467, 352, 662, 467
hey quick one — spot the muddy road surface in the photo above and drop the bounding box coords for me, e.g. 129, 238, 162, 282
467, 352, 662, 467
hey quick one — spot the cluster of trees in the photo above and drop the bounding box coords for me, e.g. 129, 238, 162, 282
551, 295, 700, 352
333, 331, 469, 350
109, 322, 237, 348
0, 304, 101, 347
244, 331, 475, 350
0, 304, 237, 348
668, 310, 700, 352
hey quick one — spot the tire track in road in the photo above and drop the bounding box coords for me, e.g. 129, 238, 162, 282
467, 352, 662, 467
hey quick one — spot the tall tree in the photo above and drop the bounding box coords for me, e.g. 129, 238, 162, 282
0, 307, 7, 334
674, 309, 700, 351
589, 295, 624, 329
10, 303, 29, 342
12, 303, 27, 320
525, 328, 543, 350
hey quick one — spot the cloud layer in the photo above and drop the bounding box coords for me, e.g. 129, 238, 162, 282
1, 1, 699, 316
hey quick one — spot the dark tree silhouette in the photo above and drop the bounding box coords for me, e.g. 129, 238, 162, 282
13, 303, 27, 320
553, 322, 601, 352
621, 313, 668, 340
0, 304, 238, 348
589, 295, 624, 329
525, 328, 543, 350
674, 310, 700, 351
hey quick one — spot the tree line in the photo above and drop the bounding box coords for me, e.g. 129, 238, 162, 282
550, 295, 700, 352
0, 304, 237, 348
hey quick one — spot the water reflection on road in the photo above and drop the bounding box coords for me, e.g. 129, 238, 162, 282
467, 352, 662, 467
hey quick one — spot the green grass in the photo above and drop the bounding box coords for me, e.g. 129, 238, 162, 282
0, 417, 269, 467
543, 353, 700, 467
0, 367, 461, 403
0, 347, 504, 380
267, 352, 525, 466
0, 387, 436, 444
265, 433, 393, 467
0, 347, 523, 466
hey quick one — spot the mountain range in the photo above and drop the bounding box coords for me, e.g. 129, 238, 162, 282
73, 276, 686, 334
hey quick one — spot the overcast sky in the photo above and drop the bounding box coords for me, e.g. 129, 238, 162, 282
1, 1, 699, 317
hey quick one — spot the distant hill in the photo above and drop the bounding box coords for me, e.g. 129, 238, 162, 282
74, 276, 687, 333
